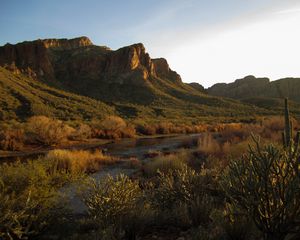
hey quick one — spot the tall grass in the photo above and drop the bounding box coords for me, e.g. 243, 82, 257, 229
44, 149, 118, 174
143, 150, 190, 177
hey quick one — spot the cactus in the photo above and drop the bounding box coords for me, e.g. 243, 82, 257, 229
222, 98, 300, 240
282, 98, 300, 174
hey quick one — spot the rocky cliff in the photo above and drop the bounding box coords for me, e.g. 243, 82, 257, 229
0, 37, 95, 80
0, 37, 184, 91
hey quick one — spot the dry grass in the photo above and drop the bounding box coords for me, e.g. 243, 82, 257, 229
194, 132, 252, 171
143, 150, 190, 177
197, 133, 222, 157
44, 149, 119, 174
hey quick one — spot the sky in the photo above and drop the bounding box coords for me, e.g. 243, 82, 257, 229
1, 0, 300, 87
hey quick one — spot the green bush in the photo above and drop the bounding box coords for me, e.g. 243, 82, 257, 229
0, 159, 79, 239
150, 165, 215, 228
83, 174, 146, 240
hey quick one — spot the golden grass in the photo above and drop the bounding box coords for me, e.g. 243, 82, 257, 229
44, 149, 118, 174
143, 150, 190, 177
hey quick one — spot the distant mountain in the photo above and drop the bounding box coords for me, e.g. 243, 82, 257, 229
207, 75, 300, 103
0, 37, 277, 122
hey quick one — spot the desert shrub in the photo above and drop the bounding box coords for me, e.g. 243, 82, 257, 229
143, 150, 190, 177
150, 166, 215, 228
219, 123, 261, 143
211, 204, 255, 240
136, 124, 157, 135
120, 125, 136, 138
0, 159, 78, 239
83, 174, 147, 240
91, 116, 136, 139
99, 116, 126, 131
136, 122, 207, 136
156, 122, 172, 134
44, 149, 117, 174
0, 129, 24, 151
26, 116, 74, 146
70, 123, 92, 140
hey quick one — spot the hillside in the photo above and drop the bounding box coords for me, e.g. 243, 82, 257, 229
0, 37, 277, 123
0, 67, 115, 121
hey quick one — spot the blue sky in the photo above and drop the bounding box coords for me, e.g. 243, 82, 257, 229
1, 0, 300, 86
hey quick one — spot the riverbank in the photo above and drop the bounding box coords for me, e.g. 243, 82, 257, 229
0, 133, 189, 161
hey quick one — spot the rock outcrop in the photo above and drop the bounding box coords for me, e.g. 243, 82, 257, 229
42, 36, 93, 49
152, 58, 181, 83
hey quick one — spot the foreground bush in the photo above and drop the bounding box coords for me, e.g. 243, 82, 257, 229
151, 165, 215, 228
27, 116, 73, 146
222, 99, 300, 240
0, 159, 79, 239
83, 174, 146, 240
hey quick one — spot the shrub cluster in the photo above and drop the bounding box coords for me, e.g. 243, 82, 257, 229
0, 129, 24, 151
26, 116, 74, 146
91, 116, 136, 139
82, 164, 218, 240
136, 122, 208, 136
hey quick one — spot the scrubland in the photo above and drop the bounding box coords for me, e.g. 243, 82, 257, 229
1, 100, 300, 240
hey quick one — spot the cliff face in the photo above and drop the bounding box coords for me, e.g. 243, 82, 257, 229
0, 40, 54, 79
207, 75, 300, 103
0, 37, 186, 104
0, 37, 96, 80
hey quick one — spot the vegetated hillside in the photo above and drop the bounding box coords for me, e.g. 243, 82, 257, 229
207, 75, 300, 103
0, 37, 274, 123
0, 67, 115, 122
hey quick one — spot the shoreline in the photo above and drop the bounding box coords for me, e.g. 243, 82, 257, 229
0, 133, 186, 160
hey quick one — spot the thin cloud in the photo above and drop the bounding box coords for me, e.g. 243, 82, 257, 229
276, 7, 300, 14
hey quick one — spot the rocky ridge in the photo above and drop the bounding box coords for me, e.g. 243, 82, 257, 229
207, 75, 300, 103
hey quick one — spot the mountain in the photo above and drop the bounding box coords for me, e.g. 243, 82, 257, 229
207, 75, 300, 103
0, 37, 273, 123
